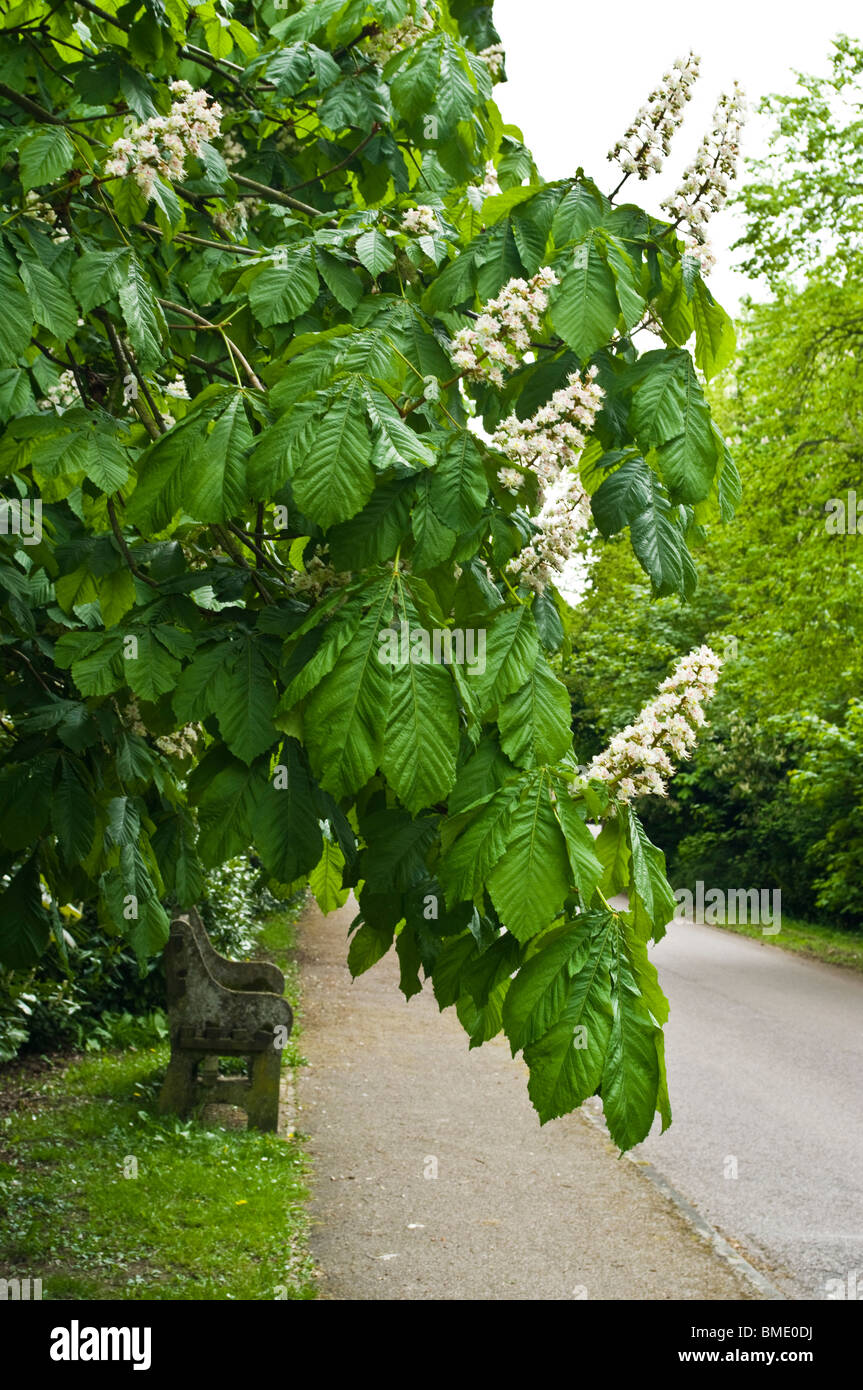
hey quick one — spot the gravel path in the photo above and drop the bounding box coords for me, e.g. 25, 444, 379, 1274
296, 898, 758, 1301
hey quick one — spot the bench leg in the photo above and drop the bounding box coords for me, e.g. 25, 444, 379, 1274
246, 1048, 281, 1132
159, 1050, 198, 1118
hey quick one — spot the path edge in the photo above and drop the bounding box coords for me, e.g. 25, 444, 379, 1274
578, 1103, 787, 1301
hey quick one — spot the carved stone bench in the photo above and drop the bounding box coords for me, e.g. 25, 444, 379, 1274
158, 907, 293, 1132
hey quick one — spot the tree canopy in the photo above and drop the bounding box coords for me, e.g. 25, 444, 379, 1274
0, 0, 741, 1149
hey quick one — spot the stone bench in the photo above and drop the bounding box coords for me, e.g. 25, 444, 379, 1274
158, 907, 293, 1132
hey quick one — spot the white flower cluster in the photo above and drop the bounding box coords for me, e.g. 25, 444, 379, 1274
609, 53, 700, 180
163, 374, 190, 399
122, 699, 200, 759
449, 268, 558, 387
661, 83, 747, 248
402, 205, 440, 235
212, 197, 262, 237
363, 4, 434, 63
507, 481, 592, 592
24, 189, 57, 226
289, 549, 352, 601
38, 370, 79, 413
220, 132, 245, 168
479, 159, 501, 198
582, 645, 722, 802
493, 368, 604, 592
104, 81, 222, 199
156, 724, 200, 760
478, 44, 505, 79
491, 367, 604, 499
122, 700, 148, 738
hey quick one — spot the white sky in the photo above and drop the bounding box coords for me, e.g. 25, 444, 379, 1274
492, 0, 863, 312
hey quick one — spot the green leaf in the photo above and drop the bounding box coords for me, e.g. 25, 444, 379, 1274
19, 256, 77, 341
553, 793, 604, 907
19, 126, 74, 191
630, 350, 719, 504
348, 919, 394, 977
487, 775, 572, 940
173, 644, 228, 723
304, 587, 394, 798
626, 806, 676, 941
186, 393, 251, 522
591, 456, 652, 536
249, 247, 320, 325
118, 256, 166, 370
151, 810, 203, 908
194, 756, 265, 868
497, 654, 573, 767
292, 379, 375, 528
601, 967, 660, 1151
439, 786, 518, 904
380, 612, 460, 814
0, 857, 52, 968
692, 277, 736, 380
363, 384, 434, 471
629, 474, 693, 598
502, 920, 591, 1053
125, 629, 181, 702
51, 758, 95, 864
0, 245, 35, 362
212, 638, 278, 765
252, 739, 323, 883
355, 228, 395, 277
551, 235, 619, 359
473, 606, 539, 715
309, 837, 348, 913
85, 430, 130, 492
316, 248, 362, 310
428, 430, 487, 530
98, 567, 136, 627
603, 235, 646, 330
523, 916, 615, 1121
111, 174, 149, 226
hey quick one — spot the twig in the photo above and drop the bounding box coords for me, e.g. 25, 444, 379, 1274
98, 315, 163, 439
213, 525, 275, 603
134, 222, 260, 256
231, 173, 327, 219
107, 498, 160, 589
157, 300, 264, 390
286, 126, 379, 193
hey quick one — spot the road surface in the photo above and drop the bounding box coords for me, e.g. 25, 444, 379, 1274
630, 918, 863, 1299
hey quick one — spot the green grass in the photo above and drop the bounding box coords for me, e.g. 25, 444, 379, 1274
708, 912, 863, 972
0, 906, 316, 1300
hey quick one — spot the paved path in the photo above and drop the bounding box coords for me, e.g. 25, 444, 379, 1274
629, 918, 863, 1299
296, 899, 756, 1301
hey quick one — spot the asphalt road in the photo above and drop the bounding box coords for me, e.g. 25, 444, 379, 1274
630, 918, 863, 1299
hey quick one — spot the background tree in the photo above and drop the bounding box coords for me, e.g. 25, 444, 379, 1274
562, 36, 863, 925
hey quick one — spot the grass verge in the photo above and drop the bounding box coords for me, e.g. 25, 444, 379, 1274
708, 913, 863, 972
0, 904, 316, 1300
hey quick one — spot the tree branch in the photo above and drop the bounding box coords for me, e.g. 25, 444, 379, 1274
156, 300, 264, 390
107, 497, 160, 589
286, 125, 379, 193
